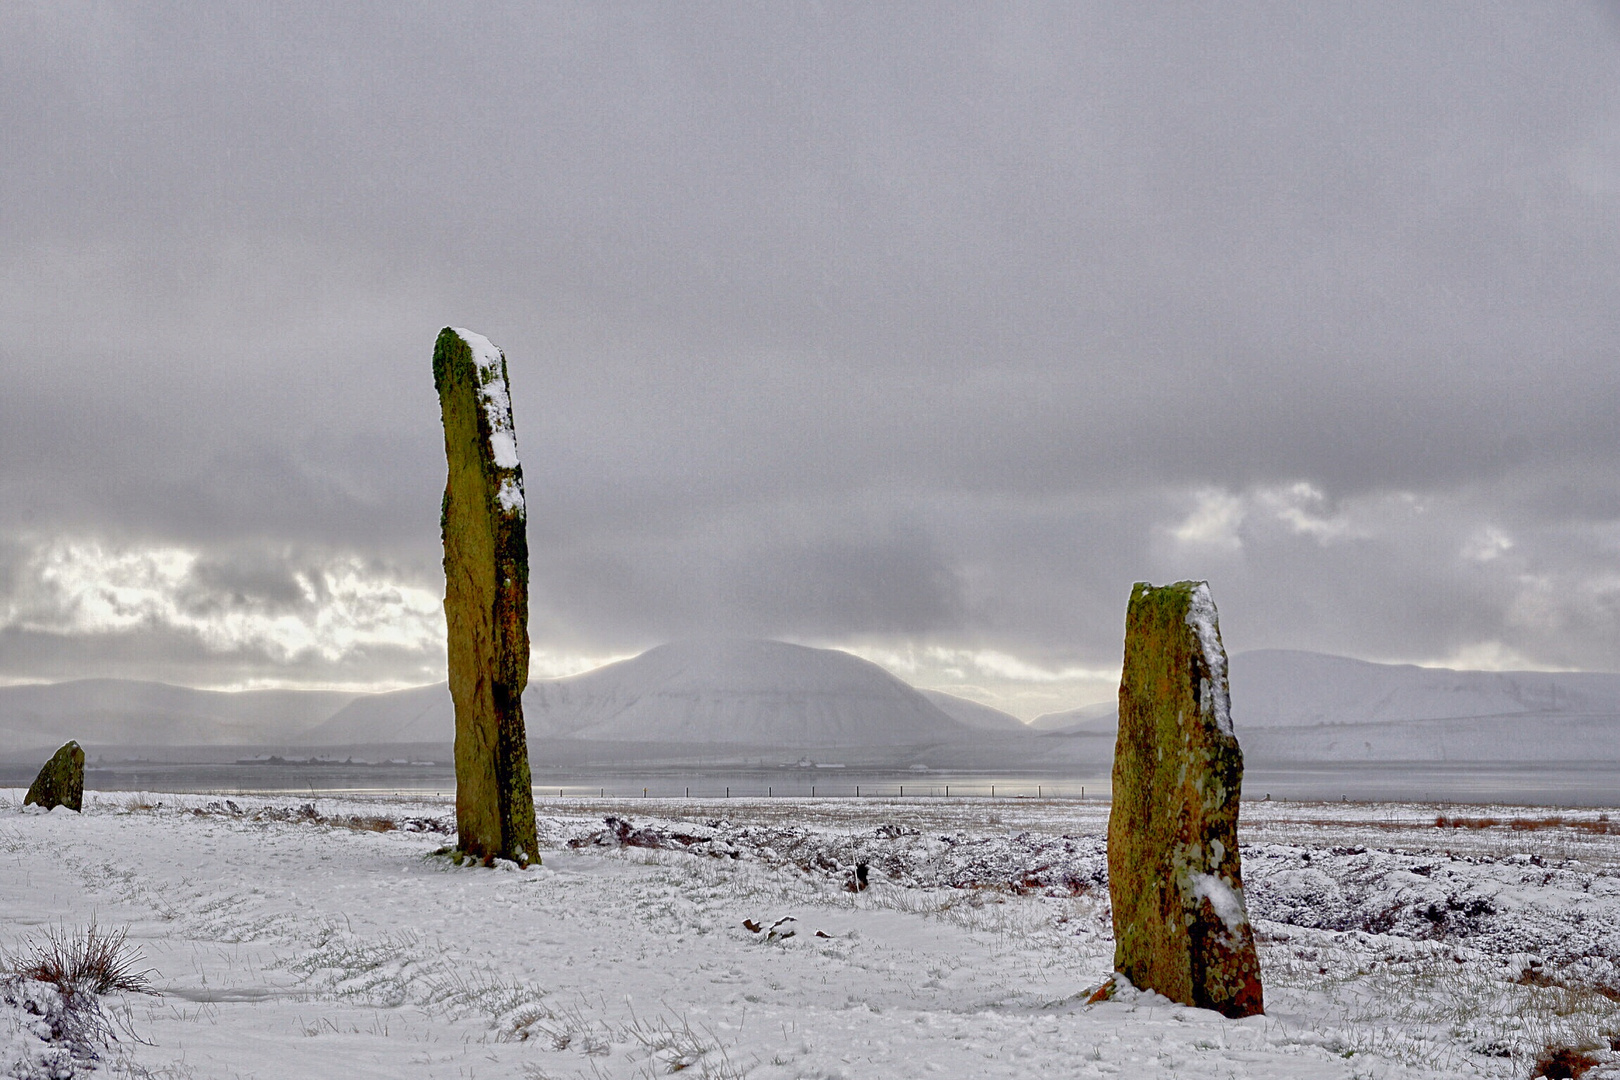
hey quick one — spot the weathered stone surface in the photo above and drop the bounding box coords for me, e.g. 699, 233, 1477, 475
434, 327, 539, 866
1107, 580, 1264, 1017
25, 741, 84, 812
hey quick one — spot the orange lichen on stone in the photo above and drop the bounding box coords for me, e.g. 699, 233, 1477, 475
1107, 580, 1263, 1017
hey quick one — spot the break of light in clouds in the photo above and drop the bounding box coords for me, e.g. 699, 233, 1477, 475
3, 2, 1620, 716
0, 537, 623, 691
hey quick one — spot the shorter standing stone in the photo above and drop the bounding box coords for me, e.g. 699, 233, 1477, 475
25, 741, 85, 812
1107, 581, 1264, 1017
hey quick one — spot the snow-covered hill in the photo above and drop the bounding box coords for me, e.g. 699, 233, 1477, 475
526, 639, 976, 745
915, 689, 1027, 732
9, 647, 1619, 761
1030, 649, 1620, 761
1034, 650, 1620, 733
313, 639, 981, 747
1236, 649, 1620, 727
305, 684, 452, 745
0, 679, 359, 753
1029, 701, 1115, 733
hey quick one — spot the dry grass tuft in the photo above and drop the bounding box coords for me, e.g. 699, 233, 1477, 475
6, 921, 156, 999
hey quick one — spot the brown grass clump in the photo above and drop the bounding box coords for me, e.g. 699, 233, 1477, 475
1435, 815, 1500, 829
1532, 1045, 1600, 1079
1513, 816, 1567, 832
1430, 814, 1620, 835
334, 815, 397, 833
6, 922, 155, 999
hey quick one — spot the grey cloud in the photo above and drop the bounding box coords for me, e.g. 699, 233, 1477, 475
0, 624, 444, 690
531, 512, 964, 648
3, 2, 1619, 695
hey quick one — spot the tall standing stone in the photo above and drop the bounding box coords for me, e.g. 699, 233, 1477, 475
1107, 581, 1263, 1017
434, 327, 539, 866
25, 740, 85, 812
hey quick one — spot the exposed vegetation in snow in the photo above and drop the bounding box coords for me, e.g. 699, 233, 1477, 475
2, 790, 1619, 1077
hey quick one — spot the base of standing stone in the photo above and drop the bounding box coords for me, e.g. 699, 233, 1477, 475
427, 844, 538, 869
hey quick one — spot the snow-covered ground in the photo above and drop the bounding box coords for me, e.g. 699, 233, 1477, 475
3, 790, 1619, 1079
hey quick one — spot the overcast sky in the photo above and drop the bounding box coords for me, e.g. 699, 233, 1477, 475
4, 2, 1619, 716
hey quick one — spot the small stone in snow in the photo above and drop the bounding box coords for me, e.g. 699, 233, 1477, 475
24, 741, 84, 813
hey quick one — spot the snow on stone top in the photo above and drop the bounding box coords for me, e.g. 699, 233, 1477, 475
1185, 582, 1234, 736
452, 327, 520, 469
452, 327, 524, 515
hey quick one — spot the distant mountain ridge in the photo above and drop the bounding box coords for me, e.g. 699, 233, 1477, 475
0, 679, 359, 752
5, 646, 1620, 763
312, 640, 986, 747
517, 640, 977, 744
1031, 649, 1620, 734
915, 690, 1026, 732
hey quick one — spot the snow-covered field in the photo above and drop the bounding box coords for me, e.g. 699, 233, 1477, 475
3, 790, 1619, 1079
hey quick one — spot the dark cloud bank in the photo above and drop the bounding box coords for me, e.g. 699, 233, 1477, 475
3, 2, 1619, 713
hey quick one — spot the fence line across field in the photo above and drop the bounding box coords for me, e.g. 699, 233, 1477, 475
527, 783, 1094, 801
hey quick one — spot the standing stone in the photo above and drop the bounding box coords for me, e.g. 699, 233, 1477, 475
25, 741, 85, 812
1107, 581, 1263, 1017
434, 327, 539, 866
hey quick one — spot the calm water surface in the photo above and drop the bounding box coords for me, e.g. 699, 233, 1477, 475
2, 758, 1615, 806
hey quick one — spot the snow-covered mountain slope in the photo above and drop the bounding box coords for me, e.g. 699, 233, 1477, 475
1028, 650, 1620, 761
916, 689, 1027, 732
12, 647, 1619, 760
0, 679, 359, 752
1240, 713, 1620, 762
306, 684, 453, 745
1032, 650, 1620, 735
314, 640, 983, 747
1235, 649, 1620, 727
1030, 701, 1116, 733
526, 639, 976, 745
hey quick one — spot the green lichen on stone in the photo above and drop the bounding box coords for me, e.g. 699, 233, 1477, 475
434, 327, 539, 867
1107, 580, 1263, 1018
25, 740, 85, 812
